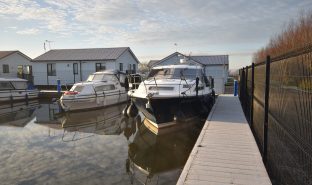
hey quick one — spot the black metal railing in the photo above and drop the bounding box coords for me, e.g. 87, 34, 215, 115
239, 45, 312, 185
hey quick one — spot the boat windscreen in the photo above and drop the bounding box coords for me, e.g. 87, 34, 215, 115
88, 74, 117, 82
0, 81, 14, 90
148, 68, 201, 80
72, 85, 84, 92
11, 81, 27, 90
87, 75, 94, 81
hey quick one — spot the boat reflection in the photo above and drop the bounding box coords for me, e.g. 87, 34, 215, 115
126, 118, 203, 185
61, 103, 127, 135
34, 102, 131, 142
0, 100, 39, 127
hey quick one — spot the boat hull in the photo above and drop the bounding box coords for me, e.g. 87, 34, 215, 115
60, 92, 128, 112
132, 94, 214, 125
0, 90, 39, 102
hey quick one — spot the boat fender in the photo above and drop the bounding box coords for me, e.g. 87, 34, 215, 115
146, 99, 151, 109
212, 90, 216, 104
136, 115, 142, 128
122, 103, 130, 117
196, 77, 199, 97
127, 102, 138, 117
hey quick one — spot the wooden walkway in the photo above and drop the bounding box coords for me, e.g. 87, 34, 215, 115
177, 95, 271, 185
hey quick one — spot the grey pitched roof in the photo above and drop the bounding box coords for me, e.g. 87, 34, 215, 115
33, 47, 130, 61
0, 50, 31, 61
149, 52, 229, 67
191, 55, 229, 65
0, 51, 17, 60
147, 60, 159, 68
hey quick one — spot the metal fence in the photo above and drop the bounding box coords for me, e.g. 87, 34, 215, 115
239, 45, 312, 185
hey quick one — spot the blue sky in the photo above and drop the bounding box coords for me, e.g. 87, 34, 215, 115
0, 0, 312, 69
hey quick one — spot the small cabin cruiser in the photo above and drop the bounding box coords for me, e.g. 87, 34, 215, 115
130, 64, 214, 127
60, 70, 128, 112
0, 78, 38, 102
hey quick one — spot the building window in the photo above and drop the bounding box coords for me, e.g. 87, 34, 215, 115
96, 63, 105, 72
119, 63, 123, 71
132, 64, 136, 73
73, 63, 78, 74
3, 64, 9, 73
47, 63, 56, 76
25, 65, 32, 75
17, 65, 23, 75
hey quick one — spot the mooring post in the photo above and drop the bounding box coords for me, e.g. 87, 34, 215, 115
234, 80, 238, 96
250, 63, 255, 128
57, 79, 61, 96
263, 56, 271, 164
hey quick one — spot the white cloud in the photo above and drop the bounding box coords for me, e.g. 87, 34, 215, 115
16, 28, 40, 35
0, 0, 67, 32
0, 0, 312, 67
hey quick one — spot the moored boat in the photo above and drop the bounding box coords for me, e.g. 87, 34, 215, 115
130, 63, 214, 127
0, 78, 38, 102
60, 70, 128, 111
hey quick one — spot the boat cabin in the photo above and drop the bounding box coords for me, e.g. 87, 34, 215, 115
0, 78, 28, 91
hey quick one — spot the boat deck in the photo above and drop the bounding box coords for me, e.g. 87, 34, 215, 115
177, 94, 271, 185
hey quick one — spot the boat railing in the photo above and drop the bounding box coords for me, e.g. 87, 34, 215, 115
0, 89, 39, 105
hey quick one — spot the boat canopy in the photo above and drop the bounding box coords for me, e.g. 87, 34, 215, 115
0, 80, 28, 90
0, 78, 27, 82
148, 65, 203, 80
86, 70, 127, 84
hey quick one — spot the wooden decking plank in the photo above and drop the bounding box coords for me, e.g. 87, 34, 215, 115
177, 95, 271, 185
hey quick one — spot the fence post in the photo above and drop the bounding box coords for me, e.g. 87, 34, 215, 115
250, 63, 255, 128
238, 69, 241, 99
240, 68, 245, 105
239, 69, 241, 99
263, 56, 271, 164
245, 66, 248, 115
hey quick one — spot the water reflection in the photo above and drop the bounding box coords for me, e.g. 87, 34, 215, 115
0, 100, 39, 127
0, 101, 204, 185
126, 118, 203, 185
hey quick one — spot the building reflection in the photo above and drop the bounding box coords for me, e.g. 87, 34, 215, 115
126, 118, 203, 185
0, 100, 39, 127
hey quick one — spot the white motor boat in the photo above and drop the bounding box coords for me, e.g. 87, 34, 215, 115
0, 78, 39, 102
130, 63, 215, 127
60, 70, 128, 112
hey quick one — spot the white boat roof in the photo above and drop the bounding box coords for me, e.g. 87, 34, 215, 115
93, 70, 126, 75
152, 64, 203, 70
0, 78, 27, 82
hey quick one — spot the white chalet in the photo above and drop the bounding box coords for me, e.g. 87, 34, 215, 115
0, 51, 33, 82
32, 47, 140, 86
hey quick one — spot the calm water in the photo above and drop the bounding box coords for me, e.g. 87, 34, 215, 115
0, 100, 205, 185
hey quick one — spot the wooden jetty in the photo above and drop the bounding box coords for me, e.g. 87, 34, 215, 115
177, 95, 271, 185
39, 90, 64, 99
